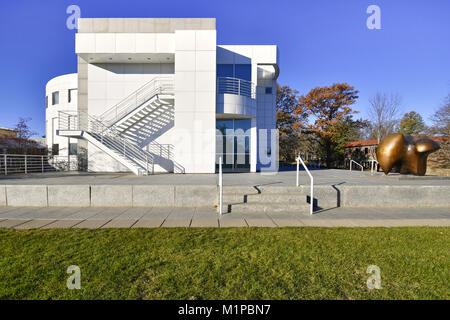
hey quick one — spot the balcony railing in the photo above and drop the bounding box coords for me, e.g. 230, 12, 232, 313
217, 77, 256, 99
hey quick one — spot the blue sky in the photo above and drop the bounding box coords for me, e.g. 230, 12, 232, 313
0, 0, 449, 137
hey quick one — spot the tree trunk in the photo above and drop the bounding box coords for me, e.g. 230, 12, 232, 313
325, 140, 332, 168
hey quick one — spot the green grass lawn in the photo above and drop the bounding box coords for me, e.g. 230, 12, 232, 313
0, 227, 448, 300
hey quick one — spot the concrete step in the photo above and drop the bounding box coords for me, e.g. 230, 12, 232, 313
222, 202, 309, 214
223, 193, 310, 203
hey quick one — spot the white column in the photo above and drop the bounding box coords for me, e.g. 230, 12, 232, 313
250, 117, 257, 172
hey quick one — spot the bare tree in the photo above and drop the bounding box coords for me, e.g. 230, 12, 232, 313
15, 117, 35, 139
429, 94, 450, 136
367, 92, 402, 142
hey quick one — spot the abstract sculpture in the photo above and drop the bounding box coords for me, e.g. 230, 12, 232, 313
376, 133, 440, 176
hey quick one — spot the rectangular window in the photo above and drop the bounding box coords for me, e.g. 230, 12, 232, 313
52, 144, 59, 155
217, 64, 251, 81
68, 89, 77, 103
217, 64, 234, 78
234, 64, 251, 81
52, 91, 59, 105
69, 143, 78, 155
265, 87, 273, 94
45, 96, 48, 108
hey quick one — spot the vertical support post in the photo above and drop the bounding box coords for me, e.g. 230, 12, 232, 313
146, 155, 149, 175
4, 154, 7, 175
296, 156, 299, 187
24, 154, 27, 174
350, 160, 352, 171
219, 156, 223, 216
41, 156, 44, 173
310, 175, 314, 215
297, 155, 314, 215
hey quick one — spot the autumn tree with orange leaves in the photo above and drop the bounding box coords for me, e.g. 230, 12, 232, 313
298, 83, 363, 167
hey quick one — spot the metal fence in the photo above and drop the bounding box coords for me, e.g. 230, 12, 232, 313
0, 154, 77, 175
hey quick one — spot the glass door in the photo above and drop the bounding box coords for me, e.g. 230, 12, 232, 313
216, 119, 251, 172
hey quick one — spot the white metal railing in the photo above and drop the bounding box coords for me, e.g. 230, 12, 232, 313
58, 111, 155, 175
217, 77, 256, 99
296, 154, 314, 215
100, 76, 174, 127
0, 154, 73, 175
349, 159, 363, 172
218, 156, 223, 216
369, 159, 379, 174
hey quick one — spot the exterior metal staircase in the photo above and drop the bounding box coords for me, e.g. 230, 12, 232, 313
57, 76, 184, 175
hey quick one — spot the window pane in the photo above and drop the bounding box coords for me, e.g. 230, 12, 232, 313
216, 120, 233, 134
69, 143, 78, 155
234, 119, 251, 132
235, 64, 251, 81
68, 89, 77, 103
217, 64, 233, 78
52, 144, 59, 155
52, 92, 59, 105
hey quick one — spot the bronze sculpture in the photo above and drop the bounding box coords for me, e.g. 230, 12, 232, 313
376, 133, 440, 176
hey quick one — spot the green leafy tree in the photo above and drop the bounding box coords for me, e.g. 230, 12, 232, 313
398, 111, 425, 135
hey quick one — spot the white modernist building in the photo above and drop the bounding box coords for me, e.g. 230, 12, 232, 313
49, 18, 279, 174
45, 73, 79, 169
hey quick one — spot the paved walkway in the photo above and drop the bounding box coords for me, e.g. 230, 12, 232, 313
1, 170, 449, 186
0, 207, 448, 228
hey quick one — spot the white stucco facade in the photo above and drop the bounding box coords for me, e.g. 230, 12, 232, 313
45, 73, 78, 165
51, 18, 279, 174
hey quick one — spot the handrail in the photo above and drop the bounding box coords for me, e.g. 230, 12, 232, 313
296, 154, 314, 215
218, 156, 223, 216
217, 76, 256, 99
369, 159, 379, 174
99, 76, 174, 127
58, 110, 154, 175
349, 159, 363, 172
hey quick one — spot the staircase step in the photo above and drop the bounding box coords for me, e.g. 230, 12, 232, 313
222, 202, 309, 214
222, 193, 310, 203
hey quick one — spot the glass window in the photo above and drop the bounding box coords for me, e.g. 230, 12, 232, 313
217, 64, 234, 78
216, 119, 251, 172
216, 120, 233, 134
265, 87, 272, 94
234, 64, 251, 81
68, 89, 77, 103
217, 64, 251, 81
69, 143, 78, 155
234, 119, 251, 132
52, 91, 59, 105
52, 144, 59, 155
45, 96, 48, 108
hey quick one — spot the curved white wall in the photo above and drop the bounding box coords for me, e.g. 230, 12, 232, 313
45, 73, 78, 159
216, 94, 256, 118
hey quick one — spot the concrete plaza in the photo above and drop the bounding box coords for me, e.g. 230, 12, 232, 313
1, 169, 449, 186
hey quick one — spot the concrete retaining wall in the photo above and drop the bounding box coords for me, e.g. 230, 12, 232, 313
337, 185, 450, 208
0, 185, 218, 208
0, 184, 448, 208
